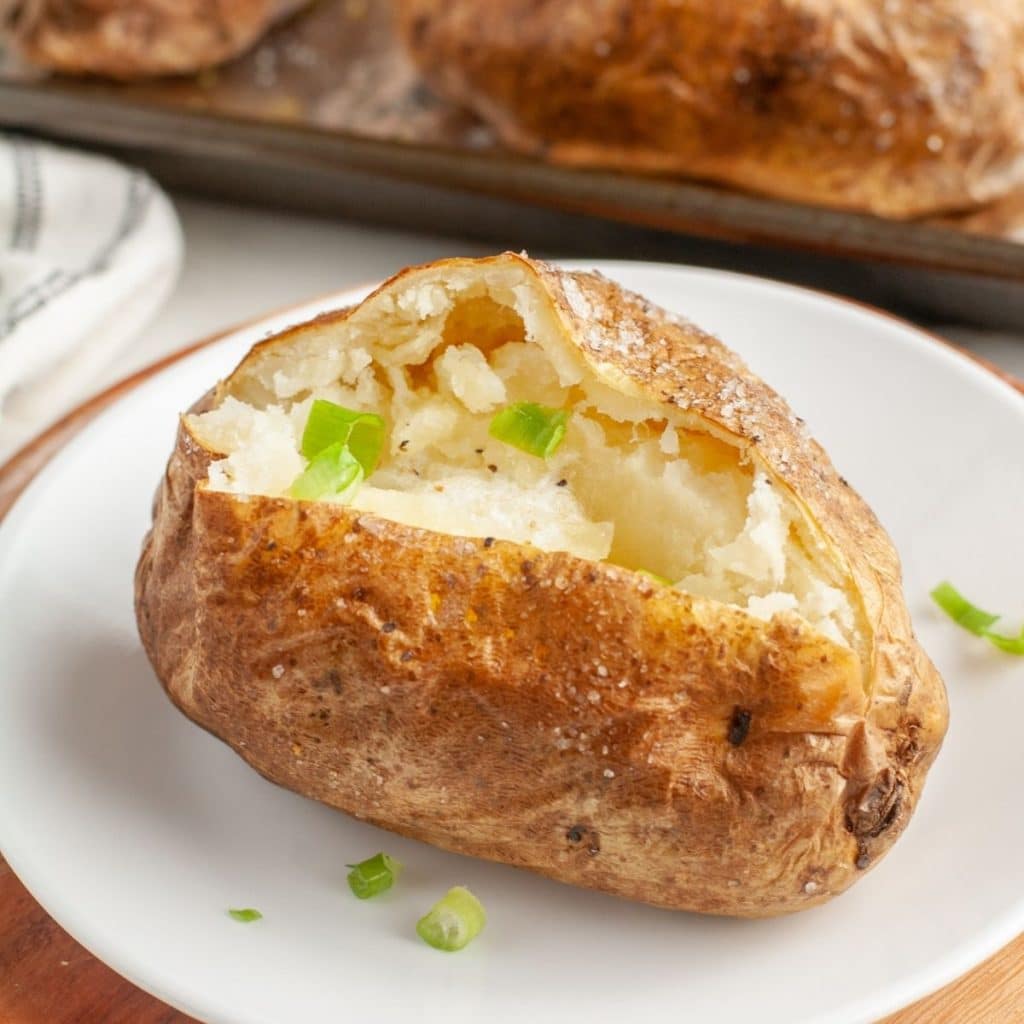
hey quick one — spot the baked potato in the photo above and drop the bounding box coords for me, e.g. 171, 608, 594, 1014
397, 0, 1024, 218
135, 253, 947, 917
3, 0, 308, 78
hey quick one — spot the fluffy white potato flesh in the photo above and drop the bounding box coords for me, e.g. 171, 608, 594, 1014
189, 267, 855, 647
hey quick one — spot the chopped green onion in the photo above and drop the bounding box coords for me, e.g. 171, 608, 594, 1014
288, 441, 364, 501
416, 886, 486, 952
988, 632, 1024, 655
489, 402, 570, 459
346, 852, 402, 899
930, 582, 999, 634
637, 569, 672, 586
931, 582, 1024, 655
227, 908, 262, 923
301, 399, 385, 475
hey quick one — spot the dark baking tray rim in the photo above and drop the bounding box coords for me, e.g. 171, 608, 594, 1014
5, 77, 1024, 281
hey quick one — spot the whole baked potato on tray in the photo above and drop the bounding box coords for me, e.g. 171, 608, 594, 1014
136, 253, 948, 918
398, 0, 1024, 218
2, 0, 311, 77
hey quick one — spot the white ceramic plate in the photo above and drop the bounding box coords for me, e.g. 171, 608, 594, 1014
1, 263, 1022, 1024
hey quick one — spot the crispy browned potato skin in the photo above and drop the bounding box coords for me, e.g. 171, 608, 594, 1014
397, 0, 1024, 217
135, 253, 947, 916
4, 0, 308, 77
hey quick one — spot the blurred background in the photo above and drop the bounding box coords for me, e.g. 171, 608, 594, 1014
2, 0, 1023, 456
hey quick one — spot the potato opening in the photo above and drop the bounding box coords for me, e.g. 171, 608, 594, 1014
188, 261, 856, 648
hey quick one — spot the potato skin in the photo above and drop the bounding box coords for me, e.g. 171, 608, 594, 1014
136, 253, 947, 916
397, 0, 1024, 217
5, 0, 308, 78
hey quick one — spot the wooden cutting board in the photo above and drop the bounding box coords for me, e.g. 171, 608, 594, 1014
1, 317, 1022, 1024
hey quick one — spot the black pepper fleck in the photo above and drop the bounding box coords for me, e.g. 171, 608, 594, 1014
566, 825, 584, 843
409, 13, 428, 45
265, 540, 277, 551
556, 478, 568, 487
381, 621, 397, 633
487, 464, 498, 473
483, 537, 495, 548
399, 439, 409, 451
313, 668, 343, 695
399, 650, 415, 663
728, 707, 752, 746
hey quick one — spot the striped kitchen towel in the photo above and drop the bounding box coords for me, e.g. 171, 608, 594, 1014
0, 134, 182, 461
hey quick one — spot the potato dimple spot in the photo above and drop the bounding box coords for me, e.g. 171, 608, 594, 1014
727, 707, 753, 746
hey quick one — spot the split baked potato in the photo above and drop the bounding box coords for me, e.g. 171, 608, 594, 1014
136, 253, 947, 917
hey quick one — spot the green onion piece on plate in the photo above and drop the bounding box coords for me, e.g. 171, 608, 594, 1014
301, 399, 386, 475
489, 402, 570, 459
930, 581, 999, 634
346, 852, 402, 899
228, 908, 262, 923
637, 569, 672, 586
987, 632, 1024, 655
416, 886, 486, 951
288, 441, 364, 501
931, 581, 1024, 655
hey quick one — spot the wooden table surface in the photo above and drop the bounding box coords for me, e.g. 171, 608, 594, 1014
1, 324, 1022, 1024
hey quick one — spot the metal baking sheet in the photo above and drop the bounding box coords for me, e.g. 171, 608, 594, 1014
4, 0, 1024, 328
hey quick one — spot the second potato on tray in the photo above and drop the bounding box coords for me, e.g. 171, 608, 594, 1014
398, 0, 1024, 217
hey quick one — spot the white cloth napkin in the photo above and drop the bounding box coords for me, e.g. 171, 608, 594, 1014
0, 134, 182, 462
